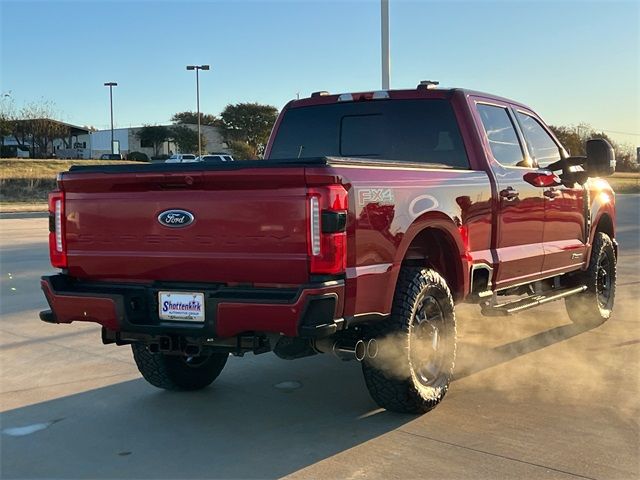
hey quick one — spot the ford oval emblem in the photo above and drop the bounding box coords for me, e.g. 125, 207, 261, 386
157, 209, 194, 228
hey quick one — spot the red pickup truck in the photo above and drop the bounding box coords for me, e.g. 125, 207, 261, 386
40, 84, 617, 414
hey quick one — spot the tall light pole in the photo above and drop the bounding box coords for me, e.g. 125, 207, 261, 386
103, 82, 117, 154
381, 0, 390, 89
186, 65, 210, 157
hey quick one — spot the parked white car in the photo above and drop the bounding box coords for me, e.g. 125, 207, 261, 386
165, 154, 197, 163
196, 154, 234, 163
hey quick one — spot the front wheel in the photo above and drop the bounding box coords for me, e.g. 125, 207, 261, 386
362, 267, 456, 414
565, 232, 616, 326
132, 344, 228, 391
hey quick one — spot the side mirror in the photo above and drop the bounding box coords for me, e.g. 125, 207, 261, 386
585, 139, 616, 177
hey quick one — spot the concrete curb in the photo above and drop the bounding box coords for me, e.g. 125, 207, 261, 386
0, 211, 49, 219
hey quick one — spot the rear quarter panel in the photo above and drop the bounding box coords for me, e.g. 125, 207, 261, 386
315, 164, 493, 318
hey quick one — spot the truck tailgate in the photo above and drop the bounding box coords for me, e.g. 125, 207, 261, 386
60, 167, 310, 284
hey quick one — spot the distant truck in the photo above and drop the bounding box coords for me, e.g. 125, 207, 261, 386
40, 84, 617, 414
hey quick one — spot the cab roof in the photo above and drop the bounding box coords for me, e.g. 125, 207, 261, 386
288, 86, 532, 112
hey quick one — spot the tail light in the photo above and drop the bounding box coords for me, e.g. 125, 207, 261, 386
48, 191, 67, 268
307, 185, 348, 275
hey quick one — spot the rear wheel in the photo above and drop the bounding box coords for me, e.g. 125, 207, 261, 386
565, 232, 616, 326
362, 267, 456, 414
132, 344, 228, 391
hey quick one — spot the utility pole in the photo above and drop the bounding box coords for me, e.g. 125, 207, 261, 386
186, 65, 210, 157
381, 0, 390, 89
103, 82, 117, 154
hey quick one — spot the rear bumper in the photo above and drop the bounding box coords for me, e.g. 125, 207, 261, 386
40, 274, 345, 339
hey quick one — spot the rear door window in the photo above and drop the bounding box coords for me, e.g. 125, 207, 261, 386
269, 99, 469, 168
476, 104, 527, 167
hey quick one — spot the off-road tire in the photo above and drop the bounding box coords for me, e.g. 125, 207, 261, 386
132, 344, 228, 391
362, 267, 456, 414
565, 232, 616, 326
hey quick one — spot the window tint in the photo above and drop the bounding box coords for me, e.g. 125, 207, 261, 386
269, 99, 469, 168
516, 112, 561, 166
477, 104, 526, 167
341, 115, 383, 156
182, 155, 196, 159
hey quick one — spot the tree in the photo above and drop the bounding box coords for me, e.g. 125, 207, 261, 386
171, 111, 219, 127
7, 101, 70, 157
170, 125, 206, 154
0, 97, 15, 149
549, 125, 584, 156
228, 140, 255, 160
549, 123, 638, 172
30, 118, 69, 157
614, 145, 639, 172
136, 125, 171, 157
219, 103, 278, 158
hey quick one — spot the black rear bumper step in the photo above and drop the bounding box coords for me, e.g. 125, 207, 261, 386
481, 285, 587, 317
39, 309, 57, 323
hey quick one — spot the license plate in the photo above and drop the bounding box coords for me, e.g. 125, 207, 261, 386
158, 291, 205, 322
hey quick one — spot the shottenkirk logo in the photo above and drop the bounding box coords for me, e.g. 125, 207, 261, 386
157, 209, 195, 228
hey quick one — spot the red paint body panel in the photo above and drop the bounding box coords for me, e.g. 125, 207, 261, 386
41, 279, 120, 330
216, 283, 344, 337
328, 166, 491, 315
61, 169, 310, 284
42, 87, 616, 339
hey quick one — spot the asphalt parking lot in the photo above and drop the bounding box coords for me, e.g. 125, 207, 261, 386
0, 195, 638, 479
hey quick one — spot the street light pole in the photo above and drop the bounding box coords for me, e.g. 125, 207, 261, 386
103, 82, 117, 154
381, 0, 390, 90
186, 65, 210, 157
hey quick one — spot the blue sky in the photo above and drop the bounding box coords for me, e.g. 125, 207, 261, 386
1, 0, 638, 146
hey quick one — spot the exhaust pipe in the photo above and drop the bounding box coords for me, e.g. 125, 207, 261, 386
313, 338, 366, 362
184, 344, 201, 357
366, 338, 378, 359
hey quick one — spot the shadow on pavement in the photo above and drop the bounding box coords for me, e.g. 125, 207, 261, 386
0, 354, 412, 479
1, 318, 601, 479
454, 321, 593, 380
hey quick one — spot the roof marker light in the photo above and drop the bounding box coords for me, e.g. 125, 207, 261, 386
417, 80, 440, 90
372, 91, 390, 99
337, 93, 354, 102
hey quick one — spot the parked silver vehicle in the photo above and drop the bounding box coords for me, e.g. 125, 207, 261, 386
196, 154, 234, 163
165, 154, 198, 163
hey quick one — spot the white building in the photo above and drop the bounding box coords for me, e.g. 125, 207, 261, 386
54, 124, 229, 159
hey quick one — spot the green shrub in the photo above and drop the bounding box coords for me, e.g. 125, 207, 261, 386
128, 151, 150, 162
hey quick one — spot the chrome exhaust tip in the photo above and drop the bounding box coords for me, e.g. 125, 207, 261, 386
366, 338, 378, 359
313, 338, 366, 362
333, 339, 366, 362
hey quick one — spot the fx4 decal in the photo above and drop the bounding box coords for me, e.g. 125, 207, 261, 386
357, 188, 395, 206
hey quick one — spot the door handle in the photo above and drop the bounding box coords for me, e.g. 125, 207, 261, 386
500, 187, 519, 201
544, 188, 561, 200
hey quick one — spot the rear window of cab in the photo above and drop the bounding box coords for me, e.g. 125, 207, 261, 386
269, 99, 469, 169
